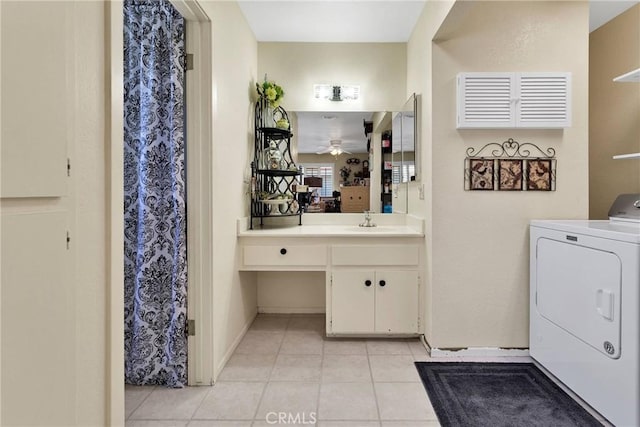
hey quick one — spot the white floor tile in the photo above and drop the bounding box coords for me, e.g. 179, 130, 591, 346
193, 382, 265, 420
280, 331, 324, 355
129, 386, 210, 420
235, 331, 285, 355
250, 314, 291, 332
270, 354, 322, 382
253, 422, 315, 427
366, 340, 412, 355
254, 382, 320, 420
317, 422, 380, 427
188, 422, 252, 427
374, 382, 437, 421
381, 421, 440, 427
321, 355, 371, 383
217, 353, 277, 382
288, 315, 326, 332
126, 421, 188, 427
369, 355, 420, 382
318, 383, 378, 421
406, 339, 431, 360
323, 339, 367, 355
125, 385, 156, 419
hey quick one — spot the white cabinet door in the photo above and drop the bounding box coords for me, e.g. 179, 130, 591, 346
375, 270, 419, 334
331, 271, 375, 333
1, 212, 75, 425
457, 72, 571, 129
1, 1, 70, 197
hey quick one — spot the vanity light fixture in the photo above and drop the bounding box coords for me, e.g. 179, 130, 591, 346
314, 84, 360, 101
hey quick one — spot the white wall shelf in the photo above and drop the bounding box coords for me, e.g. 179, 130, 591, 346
613, 68, 640, 83
612, 152, 640, 160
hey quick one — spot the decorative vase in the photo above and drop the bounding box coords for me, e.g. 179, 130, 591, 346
262, 102, 275, 127
263, 140, 283, 170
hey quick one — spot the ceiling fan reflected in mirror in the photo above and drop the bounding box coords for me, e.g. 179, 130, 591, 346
316, 139, 351, 157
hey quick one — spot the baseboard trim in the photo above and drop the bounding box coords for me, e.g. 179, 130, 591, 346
258, 307, 326, 314
430, 346, 530, 358
213, 311, 258, 382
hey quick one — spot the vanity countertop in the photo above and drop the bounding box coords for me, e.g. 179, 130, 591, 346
238, 224, 424, 238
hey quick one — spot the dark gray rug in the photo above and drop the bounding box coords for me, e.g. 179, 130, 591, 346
414, 362, 603, 427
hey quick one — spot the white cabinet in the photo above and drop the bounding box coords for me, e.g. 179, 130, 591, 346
457, 72, 571, 129
330, 270, 419, 335
1, 2, 71, 197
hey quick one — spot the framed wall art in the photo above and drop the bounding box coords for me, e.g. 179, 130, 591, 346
528, 159, 553, 191
469, 159, 494, 190
464, 138, 556, 192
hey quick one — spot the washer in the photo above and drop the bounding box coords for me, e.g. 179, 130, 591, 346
530, 194, 640, 427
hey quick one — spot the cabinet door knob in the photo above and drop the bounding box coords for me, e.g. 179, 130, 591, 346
379, 280, 386, 287
365, 280, 372, 287
280, 248, 287, 255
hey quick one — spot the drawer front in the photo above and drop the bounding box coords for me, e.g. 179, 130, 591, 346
244, 245, 327, 267
332, 245, 419, 266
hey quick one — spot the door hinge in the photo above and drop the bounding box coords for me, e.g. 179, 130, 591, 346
67, 158, 71, 177
187, 319, 196, 336
186, 53, 194, 71
66, 231, 71, 249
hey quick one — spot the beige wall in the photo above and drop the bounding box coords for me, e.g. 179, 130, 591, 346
258, 272, 325, 313
258, 43, 406, 112
406, 0, 457, 344
198, 1, 259, 379
74, 2, 108, 422
409, 1, 589, 349
589, 4, 640, 219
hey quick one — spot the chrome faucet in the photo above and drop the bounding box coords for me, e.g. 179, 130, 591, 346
359, 210, 376, 227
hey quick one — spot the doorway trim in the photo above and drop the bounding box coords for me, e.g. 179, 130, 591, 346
108, 0, 214, 423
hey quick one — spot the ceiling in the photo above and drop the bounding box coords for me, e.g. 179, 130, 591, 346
237, 1, 426, 43
243, 0, 638, 154
295, 111, 372, 154
590, 0, 639, 32
238, 1, 639, 43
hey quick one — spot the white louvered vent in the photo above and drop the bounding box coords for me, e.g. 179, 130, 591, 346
457, 73, 515, 128
518, 73, 571, 128
457, 72, 572, 129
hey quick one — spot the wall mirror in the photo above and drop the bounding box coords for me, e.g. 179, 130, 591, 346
291, 101, 418, 214
394, 93, 419, 183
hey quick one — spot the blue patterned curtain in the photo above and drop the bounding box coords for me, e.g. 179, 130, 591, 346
123, 0, 187, 388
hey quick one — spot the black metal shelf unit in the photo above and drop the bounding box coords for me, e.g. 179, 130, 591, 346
250, 98, 303, 229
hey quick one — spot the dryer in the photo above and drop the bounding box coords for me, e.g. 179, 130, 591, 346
530, 194, 640, 427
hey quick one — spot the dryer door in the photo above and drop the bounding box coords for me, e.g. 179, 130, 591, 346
536, 238, 621, 358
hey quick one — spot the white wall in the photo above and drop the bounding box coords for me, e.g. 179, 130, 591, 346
258, 43, 406, 112
412, 1, 590, 349
198, 1, 259, 379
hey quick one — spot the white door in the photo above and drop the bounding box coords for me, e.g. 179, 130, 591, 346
1, 1, 76, 424
536, 238, 622, 358
331, 271, 375, 333
375, 270, 419, 333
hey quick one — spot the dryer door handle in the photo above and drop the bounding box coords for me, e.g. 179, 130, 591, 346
596, 289, 614, 321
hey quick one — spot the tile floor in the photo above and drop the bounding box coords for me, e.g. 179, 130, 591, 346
125, 314, 605, 427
